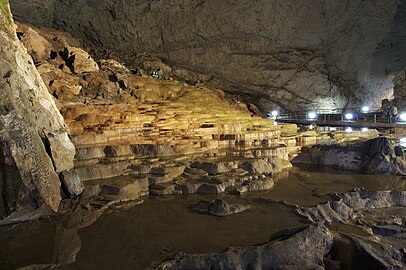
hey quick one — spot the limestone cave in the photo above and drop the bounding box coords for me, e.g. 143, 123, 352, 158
0, 0, 406, 269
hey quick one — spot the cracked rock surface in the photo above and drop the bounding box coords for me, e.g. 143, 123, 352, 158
9, 0, 406, 111
0, 1, 75, 219
155, 224, 332, 270
294, 137, 406, 175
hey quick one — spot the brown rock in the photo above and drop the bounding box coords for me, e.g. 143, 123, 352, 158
65, 46, 99, 74
60, 171, 84, 198
16, 23, 54, 63
0, 2, 74, 218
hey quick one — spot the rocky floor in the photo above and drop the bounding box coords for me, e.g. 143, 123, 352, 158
0, 165, 405, 270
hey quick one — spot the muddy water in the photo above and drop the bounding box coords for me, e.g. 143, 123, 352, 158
0, 165, 404, 270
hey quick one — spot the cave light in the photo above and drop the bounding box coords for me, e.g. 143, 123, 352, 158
344, 113, 354, 120
400, 137, 406, 148
307, 112, 317, 120
270, 110, 279, 119
345, 127, 353, 133
361, 106, 370, 113
400, 113, 406, 122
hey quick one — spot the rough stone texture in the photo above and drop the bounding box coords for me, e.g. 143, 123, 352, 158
333, 232, 405, 270
64, 46, 99, 74
9, 0, 406, 112
15, 23, 53, 64
192, 199, 249, 217
60, 171, 84, 198
294, 137, 406, 175
393, 70, 406, 110
298, 188, 406, 223
0, 1, 75, 219
155, 225, 332, 270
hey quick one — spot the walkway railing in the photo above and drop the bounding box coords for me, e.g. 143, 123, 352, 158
271, 107, 406, 127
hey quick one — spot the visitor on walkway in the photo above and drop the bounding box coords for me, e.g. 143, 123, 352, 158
388, 105, 398, 124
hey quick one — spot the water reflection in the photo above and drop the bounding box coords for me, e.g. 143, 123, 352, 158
0, 165, 404, 269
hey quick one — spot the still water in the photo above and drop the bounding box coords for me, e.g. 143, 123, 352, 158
0, 165, 404, 270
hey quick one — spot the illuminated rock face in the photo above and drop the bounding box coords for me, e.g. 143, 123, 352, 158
9, 0, 406, 112
12, 23, 308, 200
0, 1, 75, 219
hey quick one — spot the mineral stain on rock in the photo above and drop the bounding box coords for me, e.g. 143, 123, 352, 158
1, 0, 406, 269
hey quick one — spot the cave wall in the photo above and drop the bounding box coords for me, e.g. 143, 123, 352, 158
0, 0, 75, 219
9, 0, 406, 113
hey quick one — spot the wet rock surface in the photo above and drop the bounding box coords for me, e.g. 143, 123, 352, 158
2, 3, 406, 270
155, 224, 332, 270
0, 165, 405, 269
297, 188, 406, 223
294, 137, 406, 175
192, 199, 249, 217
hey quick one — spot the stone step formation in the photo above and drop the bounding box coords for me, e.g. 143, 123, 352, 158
16, 22, 317, 203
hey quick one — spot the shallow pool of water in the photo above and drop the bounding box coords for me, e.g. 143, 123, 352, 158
0, 165, 404, 270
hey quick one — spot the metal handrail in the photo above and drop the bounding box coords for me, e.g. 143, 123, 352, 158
271, 108, 404, 125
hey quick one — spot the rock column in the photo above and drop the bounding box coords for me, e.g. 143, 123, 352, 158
0, 0, 75, 218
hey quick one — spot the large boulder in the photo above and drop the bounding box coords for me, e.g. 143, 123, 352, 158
15, 22, 53, 63
0, 1, 76, 219
298, 188, 406, 223
294, 137, 406, 175
156, 225, 333, 270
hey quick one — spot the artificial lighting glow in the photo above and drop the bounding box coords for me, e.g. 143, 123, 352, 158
273, 121, 278, 126
345, 127, 353, 133
271, 110, 279, 117
361, 106, 369, 113
308, 112, 317, 119
330, 127, 337, 131
400, 113, 406, 122
345, 113, 354, 120
400, 137, 406, 143
361, 128, 369, 132
309, 125, 315, 130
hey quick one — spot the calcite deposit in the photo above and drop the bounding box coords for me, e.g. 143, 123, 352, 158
7, 22, 316, 206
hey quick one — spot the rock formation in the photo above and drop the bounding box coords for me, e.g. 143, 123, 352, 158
9, 0, 406, 112
156, 225, 333, 270
298, 188, 406, 223
8, 22, 316, 205
192, 199, 249, 217
393, 70, 406, 110
0, 1, 75, 219
294, 137, 406, 175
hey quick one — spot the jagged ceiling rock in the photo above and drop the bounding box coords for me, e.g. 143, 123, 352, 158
9, 0, 406, 112
0, 0, 75, 219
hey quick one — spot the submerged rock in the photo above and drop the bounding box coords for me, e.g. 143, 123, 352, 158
192, 199, 249, 217
298, 188, 406, 223
294, 137, 406, 175
155, 225, 332, 270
